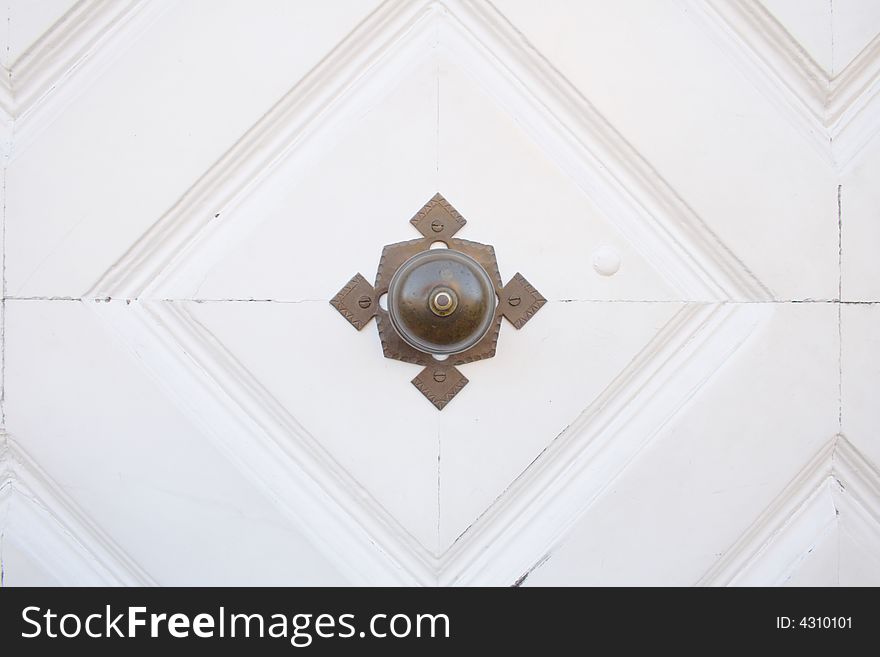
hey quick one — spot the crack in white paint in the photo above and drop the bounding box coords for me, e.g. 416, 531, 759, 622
837, 185, 843, 436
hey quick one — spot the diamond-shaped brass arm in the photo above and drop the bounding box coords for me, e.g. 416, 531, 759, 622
330, 193, 546, 410
329, 273, 377, 330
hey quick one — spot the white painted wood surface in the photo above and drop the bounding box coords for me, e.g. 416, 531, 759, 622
1, 0, 879, 586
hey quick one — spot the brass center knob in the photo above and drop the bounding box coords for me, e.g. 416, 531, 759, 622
429, 288, 458, 316
387, 249, 496, 355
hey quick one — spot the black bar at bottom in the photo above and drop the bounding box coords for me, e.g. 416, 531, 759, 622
0, 586, 874, 653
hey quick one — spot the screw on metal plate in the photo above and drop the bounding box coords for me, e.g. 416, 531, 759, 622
330, 193, 546, 410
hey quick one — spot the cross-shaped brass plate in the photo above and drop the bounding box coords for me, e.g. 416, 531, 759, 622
330, 193, 546, 410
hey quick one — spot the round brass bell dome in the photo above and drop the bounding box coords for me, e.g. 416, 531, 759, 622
387, 248, 496, 356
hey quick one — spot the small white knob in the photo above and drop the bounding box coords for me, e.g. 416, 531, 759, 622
592, 245, 621, 276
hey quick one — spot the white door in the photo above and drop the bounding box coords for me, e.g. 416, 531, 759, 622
2, 0, 879, 586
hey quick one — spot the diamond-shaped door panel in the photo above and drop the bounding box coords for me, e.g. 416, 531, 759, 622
138, 55, 700, 562
90, 2, 768, 583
